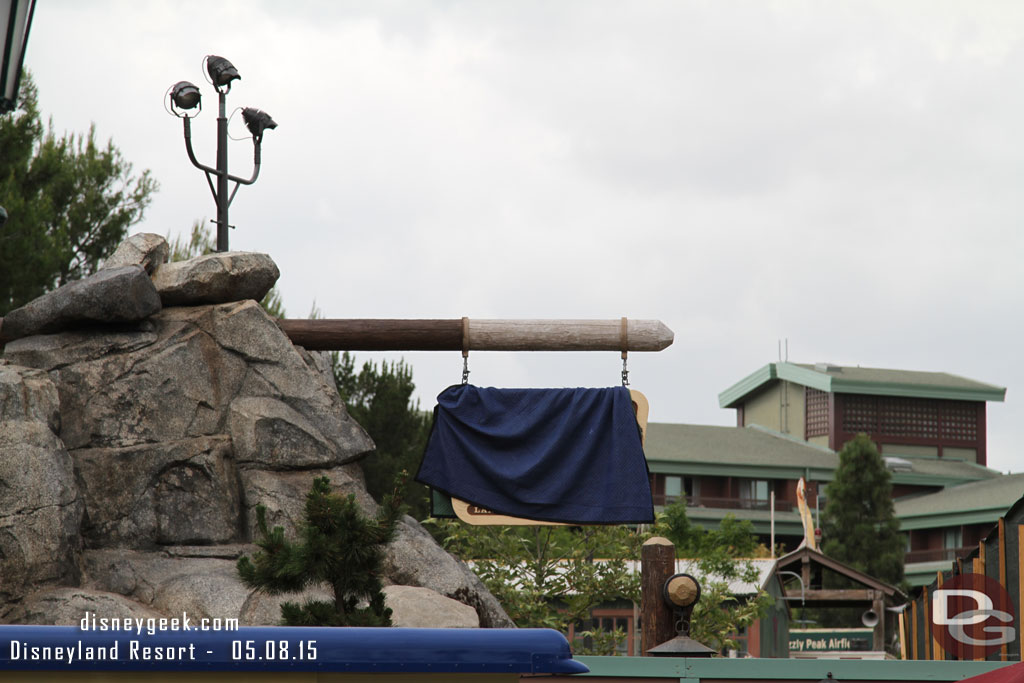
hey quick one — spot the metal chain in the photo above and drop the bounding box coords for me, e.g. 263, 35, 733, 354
462, 354, 470, 385
621, 354, 630, 386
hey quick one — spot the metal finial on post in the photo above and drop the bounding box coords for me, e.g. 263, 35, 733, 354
641, 536, 716, 657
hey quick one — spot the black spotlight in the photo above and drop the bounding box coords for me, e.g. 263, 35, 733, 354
206, 55, 240, 89
170, 81, 201, 110
242, 107, 277, 141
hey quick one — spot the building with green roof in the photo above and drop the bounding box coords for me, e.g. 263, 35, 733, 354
642, 359, 1011, 587
894, 473, 1024, 586
718, 362, 1005, 465
643, 422, 1002, 573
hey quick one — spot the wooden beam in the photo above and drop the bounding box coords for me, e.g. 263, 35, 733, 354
800, 588, 878, 602
275, 318, 675, 352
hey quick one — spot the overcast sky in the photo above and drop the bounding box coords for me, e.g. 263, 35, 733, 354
21, 1, 1024, 472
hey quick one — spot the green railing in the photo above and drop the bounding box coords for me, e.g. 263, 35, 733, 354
574, 655, 1013, 680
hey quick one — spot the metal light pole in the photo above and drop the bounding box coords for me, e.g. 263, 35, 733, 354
0, 0, 35, 114
1, 0, 37, 228
167, 56, 277, 252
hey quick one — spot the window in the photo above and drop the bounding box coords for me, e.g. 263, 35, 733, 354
652, 475, 695, 505
665, 475, 682, 502
805, 388, 829, 437
944, 528, 963, 550
841, 395, 979, 443
569, 610, 636, 656
596, 616, 631, 655
739, 479, 772, 509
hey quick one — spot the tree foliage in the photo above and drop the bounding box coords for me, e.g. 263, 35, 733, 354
427, 519, 642, 655
654, 500, 774, 653
821, 434, 905, 587
334, 352, 433, 519
237, 475, 405, 626
0, 73, 157, 314
428, 501, 771, 655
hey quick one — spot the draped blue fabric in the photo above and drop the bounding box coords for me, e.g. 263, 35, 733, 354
416, 385, 653, 524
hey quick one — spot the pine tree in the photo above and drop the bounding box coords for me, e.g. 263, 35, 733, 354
237, 475, 405, 626
334, 352, 433, 519
821, 434, 905, 586
0, 73, 157, 314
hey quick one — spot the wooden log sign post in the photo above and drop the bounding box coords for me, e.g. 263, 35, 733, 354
1, 317, 674, 351
274, 318, 674, 352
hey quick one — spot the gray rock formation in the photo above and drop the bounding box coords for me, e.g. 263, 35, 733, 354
384, 585, 480, 628
5, 300, 373, 459
384, 516, 513, 628
4, 588, 165, 624
0, 362, 82, 603
0, 240, 511, 628
151, 252, 279, 306
102, 233, 170, 274
74, 437, 240, 548
0, 266, 161, 341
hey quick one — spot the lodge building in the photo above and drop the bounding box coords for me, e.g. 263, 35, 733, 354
643, 361, 1010, 587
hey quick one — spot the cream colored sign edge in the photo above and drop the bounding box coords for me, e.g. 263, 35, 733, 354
452, 390, 650, 526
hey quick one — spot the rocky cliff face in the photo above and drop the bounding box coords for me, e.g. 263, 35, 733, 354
0, 234, 511, 628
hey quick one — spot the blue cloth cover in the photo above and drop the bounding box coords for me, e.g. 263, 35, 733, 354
416, 384, 653, 524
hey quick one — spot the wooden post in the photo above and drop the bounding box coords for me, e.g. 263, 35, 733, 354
923, 587, 932, 660
933, 572, 945, 661
911, 598, 919, 660
999, 518, 1008, 661
973, 555, 985, 661
898, 610, 907, 660
274, 318, 675, 352
872, 593, 885, 652
1018, 525, 1024, 662
641, 537, 676, 656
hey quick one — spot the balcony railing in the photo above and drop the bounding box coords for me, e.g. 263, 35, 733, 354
904, 547, 973, 564
652, 494, 792, 512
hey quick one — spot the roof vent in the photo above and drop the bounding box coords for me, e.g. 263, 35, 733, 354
814, 362, 842, 373
884, 456, 913, 472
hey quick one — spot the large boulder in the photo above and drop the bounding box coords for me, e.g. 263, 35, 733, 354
4, 300, 374, 461
238, 465, 373, 539
0, 359, 60, 426
74, 437, 240, 549
151, 252, 279, 306
384, 516, 515, 628
103, 233, 170, 274
0, 266, 161, 341
2, 588, 164, 624
0, 363, 82, 602
384, 585, 480, 628
82, 547, 333, 626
